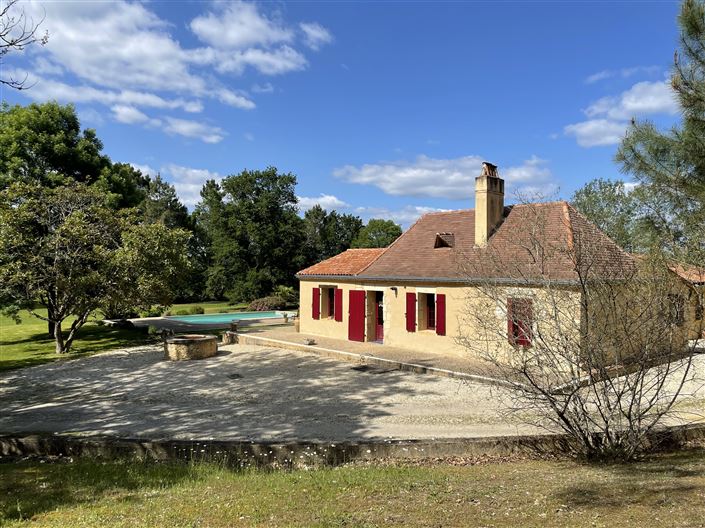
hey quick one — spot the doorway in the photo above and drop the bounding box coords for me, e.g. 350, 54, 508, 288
374, 291, 384, 343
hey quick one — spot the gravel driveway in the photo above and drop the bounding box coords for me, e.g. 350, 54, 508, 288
0, 344, 528, 441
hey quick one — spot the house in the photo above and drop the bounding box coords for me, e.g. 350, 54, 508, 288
296, 162, 704, 357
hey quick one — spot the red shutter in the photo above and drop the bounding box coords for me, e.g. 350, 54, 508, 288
405, 292, 416, 332
436, 294, 446, 336
518, 299, 533, 347
312, 287, 320, 320
334, 288, 343, 322
348, 290, 366, 342
507, 298, 515, 345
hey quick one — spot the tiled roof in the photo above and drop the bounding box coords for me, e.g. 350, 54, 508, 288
669, 261, 705, 284
297, 201, 636, 283
297, 248, 386, 277
358, 201, 634, 282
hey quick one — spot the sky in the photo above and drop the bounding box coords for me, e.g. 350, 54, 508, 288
1, 0, 683, 227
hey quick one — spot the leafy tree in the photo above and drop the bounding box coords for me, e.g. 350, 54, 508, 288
0, 183, 190, 354
301, 205, 363, 263
0, 102, 150, 207
352, 218, 402, 248
570, 179, 648, 251
141, 174, 191, 229
195, 167, 306, 302
616, 0, 705, 265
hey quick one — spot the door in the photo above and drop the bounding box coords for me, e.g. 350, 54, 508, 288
375, 291, 384, 342
348, 290, 366, 342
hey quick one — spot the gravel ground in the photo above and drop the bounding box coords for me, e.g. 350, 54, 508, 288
0, 344, 530, 441
1, 345, 702, 442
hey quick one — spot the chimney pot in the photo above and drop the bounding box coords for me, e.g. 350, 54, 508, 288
474, 162, 505, 247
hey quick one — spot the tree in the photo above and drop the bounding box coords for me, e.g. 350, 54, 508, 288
301, 205, 363, 264
456, 203, 701, 461
1, 0, 48, 89
616, 0, 705, 266
571, 178, 647, 251
0, 183, 190, 354
352, 218, 402, 248
194, 167, 306, 302
0, 102, 109, 189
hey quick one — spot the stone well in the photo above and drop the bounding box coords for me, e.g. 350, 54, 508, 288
165, 334, 218, 361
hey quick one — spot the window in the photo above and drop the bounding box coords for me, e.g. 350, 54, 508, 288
507, 298, 533, 347
695, 293, 704, 321
417, 293, 436, 330
667, 294, 685, 326
318, 286, 342, 322
320, 286, 335, 319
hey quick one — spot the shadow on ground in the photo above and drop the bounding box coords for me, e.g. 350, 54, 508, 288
553, 449, 705, 509
0, 458, 193, 526
0, 344, 460, 442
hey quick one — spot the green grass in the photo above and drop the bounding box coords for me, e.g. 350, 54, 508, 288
163, 301, 248, 315
0, 449, 703, 527
0, 301, 246, 373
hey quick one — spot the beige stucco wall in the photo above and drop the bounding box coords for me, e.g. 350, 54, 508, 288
298, 278, 582, 358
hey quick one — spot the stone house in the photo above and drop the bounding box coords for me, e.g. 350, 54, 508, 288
296, 163, 704, 357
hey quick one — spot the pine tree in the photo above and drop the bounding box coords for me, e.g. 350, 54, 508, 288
616, 0, 705, 264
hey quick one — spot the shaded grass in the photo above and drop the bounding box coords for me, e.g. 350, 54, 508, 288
0, 449, 704, 527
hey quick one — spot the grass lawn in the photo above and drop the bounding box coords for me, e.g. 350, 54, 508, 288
0, 449, 703, 527
0, 301, 246, 373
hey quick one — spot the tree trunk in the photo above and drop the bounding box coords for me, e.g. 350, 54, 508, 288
54, 320, 65, 354
48, 320, 55, 337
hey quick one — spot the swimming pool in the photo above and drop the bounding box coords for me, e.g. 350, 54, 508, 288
166, 311, 291, 325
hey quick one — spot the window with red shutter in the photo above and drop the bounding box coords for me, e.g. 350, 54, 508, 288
507, 297, 532, 347
405, 292, 416, 332
312, 287, 320, 320
334, 288, 343, 322
436, 294, 446, 336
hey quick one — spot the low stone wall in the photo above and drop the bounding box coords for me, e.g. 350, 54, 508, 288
235, 333, 509, 386
1, 424, 703, 468
165, 335, 218, 361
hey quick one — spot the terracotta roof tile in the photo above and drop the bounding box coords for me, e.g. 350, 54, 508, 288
669, 262, 705, 284
298, 201, 636, 282
297, 248, 386, 277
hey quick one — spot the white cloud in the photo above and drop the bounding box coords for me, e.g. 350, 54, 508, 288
243, 132, 255, 141
8, 71, 203, 113
564, 119, 627, 147
334, 155, 553, 200
163, 117, 225, 144
17, 0, 329, 139
111, 105, 158, 125
129, 163, 158, 178
300, 22, 333, 50
215, 88, 256, 110
190, 1, 293, 50
297, 194, 349, 211
585, 65, 661, 84
354, 205, 450, 228
162, 164, 222, 207
252, 82, 274, 93
565, 80, 679, 148
214, 46, 308, 76
584, 81, 678, 120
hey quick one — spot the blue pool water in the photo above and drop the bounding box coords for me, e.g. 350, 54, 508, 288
167, 311, 287, 324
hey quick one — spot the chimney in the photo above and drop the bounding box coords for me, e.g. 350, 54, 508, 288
474, 162, 504, 247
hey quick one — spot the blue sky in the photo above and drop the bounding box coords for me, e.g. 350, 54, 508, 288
2, 0, 682, 226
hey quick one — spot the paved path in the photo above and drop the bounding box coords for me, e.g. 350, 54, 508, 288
0, 344, 531, 442
241, 326, 493, 377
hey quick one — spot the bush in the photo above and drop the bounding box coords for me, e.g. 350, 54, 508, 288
147, 325, 160, 337
140, 306, 165, 318
273, 285, 297, 306
188, 305, 205, 314
247, 295, 286, 311
175, 309, 189, 316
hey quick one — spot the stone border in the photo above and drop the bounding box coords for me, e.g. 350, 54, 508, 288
235, 333, 512, 387
1, 424, 703, 468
